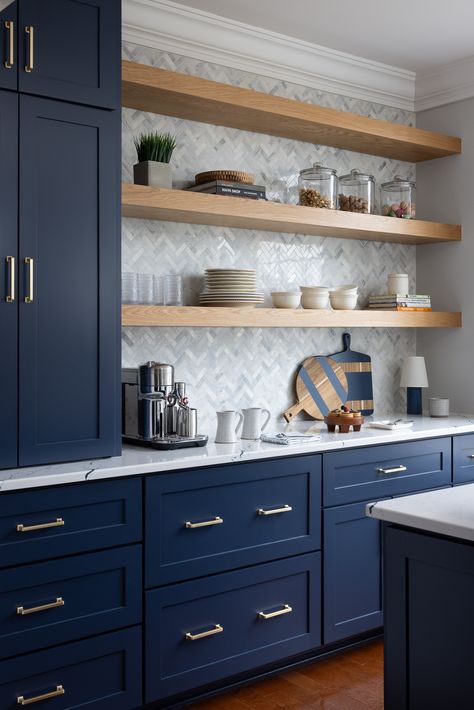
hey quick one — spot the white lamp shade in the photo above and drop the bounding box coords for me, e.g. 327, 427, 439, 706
400, 356, 429, 388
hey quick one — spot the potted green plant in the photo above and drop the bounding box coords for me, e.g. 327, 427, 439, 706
133, 131, 177, 189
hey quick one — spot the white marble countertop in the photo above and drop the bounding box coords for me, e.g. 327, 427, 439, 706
1, 414, 473, 493
367, 484, 474, 542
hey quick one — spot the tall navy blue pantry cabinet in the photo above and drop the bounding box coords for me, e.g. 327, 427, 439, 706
0, 0, 121, 469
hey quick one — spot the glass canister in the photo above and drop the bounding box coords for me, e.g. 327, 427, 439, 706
381, 176, 416, 218
338, 169, 375, 214
298, 162, 337, 209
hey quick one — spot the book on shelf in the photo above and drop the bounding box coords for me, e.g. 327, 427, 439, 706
369, 293, 430, 302
187, 180, 266, 199
367, 306, 433, 312
368, 294, 431, 309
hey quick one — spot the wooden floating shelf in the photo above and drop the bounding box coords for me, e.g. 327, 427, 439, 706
122, 306, 462, 329
122, 184, 461, 246
122, 61, 461, 162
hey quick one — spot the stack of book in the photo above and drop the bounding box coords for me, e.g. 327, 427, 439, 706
368, 294, 432, 311
187, 180, 266, 200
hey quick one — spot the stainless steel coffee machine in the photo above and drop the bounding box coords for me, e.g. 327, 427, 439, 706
122, 362, 208, 450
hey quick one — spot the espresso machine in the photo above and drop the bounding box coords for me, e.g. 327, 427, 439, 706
122, 362, 208, 450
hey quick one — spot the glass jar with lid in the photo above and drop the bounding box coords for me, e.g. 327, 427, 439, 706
338, 168, 375, 214
381, 176, 416, 218
298, 162, 337, 209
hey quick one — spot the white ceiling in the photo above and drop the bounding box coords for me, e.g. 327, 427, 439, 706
171, 0, 474, 73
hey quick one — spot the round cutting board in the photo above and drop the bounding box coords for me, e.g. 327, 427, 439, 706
283, 356, 348, 421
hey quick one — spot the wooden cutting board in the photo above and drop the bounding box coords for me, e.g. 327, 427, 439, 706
283, 356, 348, 422
328, 333, 374, 415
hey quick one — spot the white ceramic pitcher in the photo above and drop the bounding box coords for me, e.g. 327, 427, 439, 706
215, 410, 243, 444
240, 407, 271, 440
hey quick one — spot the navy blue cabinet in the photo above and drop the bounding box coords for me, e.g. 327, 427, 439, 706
324, 500, 384, 643
453, 434, 474, 484
146, 456, 321, 586
0, 2, 17, 91
18, 95, 120, 465
18, 0, 121, 108
146, 553, 321, 703
0, 90, 18, 469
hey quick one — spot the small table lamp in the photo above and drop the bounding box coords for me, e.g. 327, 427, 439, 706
400, 356, 428, 415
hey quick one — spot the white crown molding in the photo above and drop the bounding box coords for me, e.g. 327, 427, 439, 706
416, 55, 474, 112
122, 0, 415, 111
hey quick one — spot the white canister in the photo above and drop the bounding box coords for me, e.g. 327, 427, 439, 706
429, 398, 450, 417
215, 410, 243, 444
387, 273, 409, 296
240, 408, 271, 440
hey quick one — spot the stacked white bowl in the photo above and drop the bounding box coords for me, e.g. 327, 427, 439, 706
329, 284, 358, 310
299, 286, 329, 309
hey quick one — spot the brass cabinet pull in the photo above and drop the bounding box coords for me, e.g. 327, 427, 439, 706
17, 517, 64, 533
257, 504, 292, 516
468, 454, 474, 459
185, 516, 223, 529
17, 685, 64, 705
6, 256, 15, 302
258, 604, 293, 620
17, 597, 65, 616
376, 464, 407, 475
185, 624, 223, 641
24, 25, 34, 73
4, 20, 14, 68
24, 257, 34, 303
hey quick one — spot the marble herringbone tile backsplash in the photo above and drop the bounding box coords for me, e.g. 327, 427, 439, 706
121, 41, 416, 434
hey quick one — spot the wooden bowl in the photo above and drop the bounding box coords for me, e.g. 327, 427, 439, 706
324, 413, 365, 433
195, 170, 254, 185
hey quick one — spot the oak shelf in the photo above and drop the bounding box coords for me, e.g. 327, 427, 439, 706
122, 60, 461, 162
122, 184, 461, 246
122, 306, 462, 329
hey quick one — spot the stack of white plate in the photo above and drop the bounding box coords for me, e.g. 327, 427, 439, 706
199, 269, 264, 307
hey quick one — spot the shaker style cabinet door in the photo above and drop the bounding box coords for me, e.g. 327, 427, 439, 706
18, 0, 121, 108
18, 95, 120, 466
0, 90, 18, 469
0, 1, 17, 90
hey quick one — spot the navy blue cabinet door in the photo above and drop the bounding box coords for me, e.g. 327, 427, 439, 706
324, 500, 384, 643
18, 0, 121, 108
18, 96, 120, 465
0, 90, 18, 470
0, 2, 17, 90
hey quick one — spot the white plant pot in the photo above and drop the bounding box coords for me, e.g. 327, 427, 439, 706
133, 161, 172, 189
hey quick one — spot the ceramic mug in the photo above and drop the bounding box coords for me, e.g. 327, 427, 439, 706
215, 410, 243, 444
240, 407, 271, 440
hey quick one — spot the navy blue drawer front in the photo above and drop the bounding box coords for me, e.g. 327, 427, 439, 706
0, 626, 141, 709
0, 545, 141, 660
146, 552, 321, 703
324, 500, 385, 644
0, 479, 141, 568
453, 434, 474, 484
323, 438, 452, 506
146, 456, 321, 586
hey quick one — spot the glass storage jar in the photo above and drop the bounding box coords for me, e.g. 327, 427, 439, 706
381, 176, 416, 218
338, 169, 375, 214
298, 162, 337, 209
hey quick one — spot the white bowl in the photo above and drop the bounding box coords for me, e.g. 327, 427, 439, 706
329, 292, 358, 310
301, 292, 329, 309
271, 291, 301, 309
300, 285, 329, 293
330, 284, 358, 294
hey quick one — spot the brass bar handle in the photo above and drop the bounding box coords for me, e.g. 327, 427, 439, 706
4, 20, 14, 68
185, 624, 223, 641
185, 516, 223, 529
24, 257, 34, 303
468, 455, 474, 459
17, 597, 64, 616
17, 685, 64, 705
24, 25, 34, 73
257, 504, 292, 516
376, 464, 407, 475
6, 256, 15, 303
258, 604, 293, 620
17, 517, 64, 533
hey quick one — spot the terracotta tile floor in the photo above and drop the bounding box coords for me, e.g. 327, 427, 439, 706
190, 640, 384, 709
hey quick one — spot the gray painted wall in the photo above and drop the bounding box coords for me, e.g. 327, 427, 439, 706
417, 98, 474, 412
